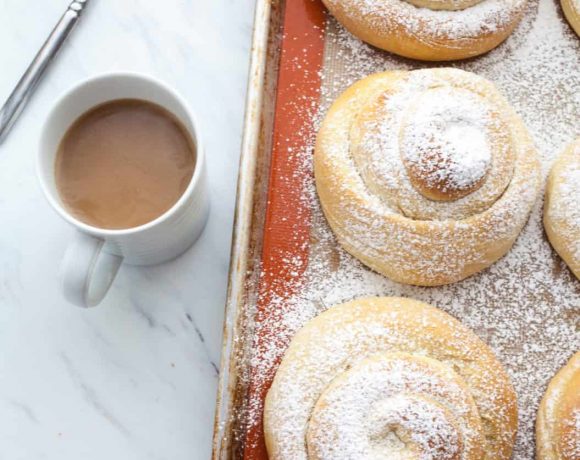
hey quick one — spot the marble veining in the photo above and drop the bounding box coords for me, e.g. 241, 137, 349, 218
0, 0, 255, 458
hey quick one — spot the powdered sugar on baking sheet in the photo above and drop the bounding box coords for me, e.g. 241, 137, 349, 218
234, 1, 580, 458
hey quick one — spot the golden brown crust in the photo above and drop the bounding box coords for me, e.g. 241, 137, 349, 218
544, 139, 580, 280
562, 0, 580, 35
321, 0, 527, 61
314, 69, 541, 286
536, 351, 580, 460
264, 297, 518, 459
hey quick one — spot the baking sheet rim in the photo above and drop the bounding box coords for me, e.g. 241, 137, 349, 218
211, 0, 273, 457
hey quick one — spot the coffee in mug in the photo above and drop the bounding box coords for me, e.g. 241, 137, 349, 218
39, 73, 209, 307
55, 99, 196, 230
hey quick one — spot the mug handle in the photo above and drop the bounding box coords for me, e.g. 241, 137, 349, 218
61, 232, 123, 308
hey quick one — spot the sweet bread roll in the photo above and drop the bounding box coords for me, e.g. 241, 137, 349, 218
562, 0, 580, 35
536, 351, 580, 460
264, 297, 518, 459
544, 139, 580, 279
321, 0, 527, 61
314, 68, 541, 286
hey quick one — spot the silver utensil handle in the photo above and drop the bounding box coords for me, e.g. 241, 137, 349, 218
0, 0, 90, 143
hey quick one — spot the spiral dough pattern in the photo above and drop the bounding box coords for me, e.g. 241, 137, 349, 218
321, 0, 527, 61
264, 297, 518, 459
314, 69, 541, 286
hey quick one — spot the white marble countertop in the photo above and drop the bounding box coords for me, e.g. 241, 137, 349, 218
0, 1, 255, 458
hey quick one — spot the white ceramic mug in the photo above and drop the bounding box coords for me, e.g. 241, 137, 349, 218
38, 73, 209, 308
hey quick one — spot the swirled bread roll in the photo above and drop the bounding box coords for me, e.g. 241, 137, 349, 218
321, 0, 527, 61
314, 68, 541, 286
537, 352, 580, 460
264, 297, 518, 459
544, 139, 580, 279
562, 0, 580, 35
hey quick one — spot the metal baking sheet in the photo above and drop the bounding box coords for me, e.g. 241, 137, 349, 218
213, 0, 579, 458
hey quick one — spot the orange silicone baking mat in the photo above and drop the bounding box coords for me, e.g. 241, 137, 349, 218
244, 1, 326, 457
213, 0, 580, 458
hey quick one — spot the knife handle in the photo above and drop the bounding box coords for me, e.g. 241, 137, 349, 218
0, 0, 90, 144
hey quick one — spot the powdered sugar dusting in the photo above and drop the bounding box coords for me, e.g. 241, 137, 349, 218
550, 154, 580, 262
559, 169, 580, 260
231, 2, 580, 458
538, 352, 580, 459
306, 352, 483, 459
566, 409, 580, 458
265, 299, 516, 458
401, 88, 492, 196
322, 67, 536, 286
324, 0, 526, 41
348, 71, 518, 222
